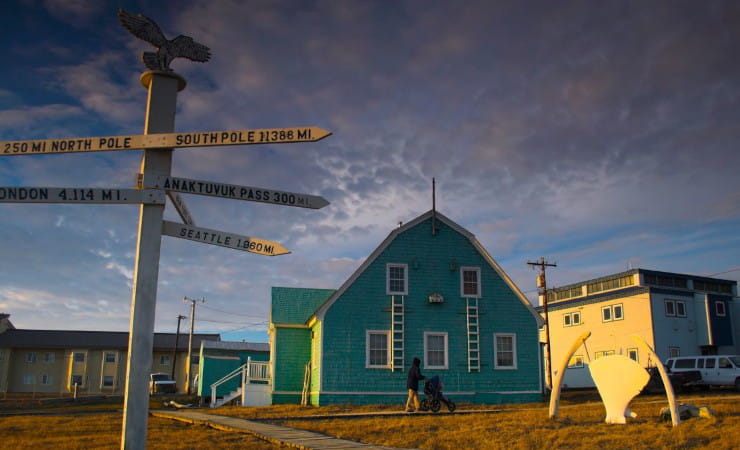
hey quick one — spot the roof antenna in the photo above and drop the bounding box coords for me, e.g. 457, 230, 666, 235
432, 177, 437, 236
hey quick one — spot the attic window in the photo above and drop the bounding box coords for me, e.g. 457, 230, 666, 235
387, 263, 408, 295
460, 267, 481, 298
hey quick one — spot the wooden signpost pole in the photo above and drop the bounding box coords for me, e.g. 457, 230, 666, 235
121, 71, 185, 450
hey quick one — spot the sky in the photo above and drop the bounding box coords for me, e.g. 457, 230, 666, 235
1, 0, 738, 343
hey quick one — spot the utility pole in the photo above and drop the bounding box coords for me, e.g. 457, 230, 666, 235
171, 314, 186, 380
527, 257, 557, 394
183, 296, 204, 394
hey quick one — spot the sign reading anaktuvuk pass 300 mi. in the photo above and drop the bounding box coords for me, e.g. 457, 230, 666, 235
0, 127, 332, 156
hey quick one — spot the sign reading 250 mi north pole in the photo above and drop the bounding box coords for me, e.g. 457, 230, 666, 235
0, 127, 332, 156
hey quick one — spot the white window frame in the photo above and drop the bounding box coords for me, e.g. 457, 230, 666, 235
715, 301, 726, 317
102, 375, 115, 388
613, 303, 624, 321
601, 305, 612, 322
104, 352, 116, 363
70, 374, 84, 387
665, 299, 676, 316
563, 313, 572, 327
41, 374, 52, 385
73, 352, 85, 363
365, 330, 391, 369
23, 374, 35, 385
627, 348, 639, 362
669, 347, 680, 358
675, 300, 686, 317
386, 263, 408, 295
494, 333, 517, 370
25, 352, 37, 363
567, 355, 584, 369
460, 266, 481, 298
159, 355, 171, 366
43, 352, 55, 363
572, 311, 581, 325
595, 350, 615, 359
424, 332, 449, 370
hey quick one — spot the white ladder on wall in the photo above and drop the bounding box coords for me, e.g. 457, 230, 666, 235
392, 295, 405, 372
467, 297, 480, 372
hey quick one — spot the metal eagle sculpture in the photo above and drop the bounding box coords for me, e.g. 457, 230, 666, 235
118, 9, 211, 72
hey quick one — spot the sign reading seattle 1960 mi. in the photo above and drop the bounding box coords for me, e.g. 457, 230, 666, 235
0, 127, 331, 156
161, 220, 289, 256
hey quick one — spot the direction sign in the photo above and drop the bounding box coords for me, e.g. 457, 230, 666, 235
0, 127, 332, 156
143, 174, 329, 209
0, 187, 165, 204
161, 220, 290, 256
167, 191, 195, 225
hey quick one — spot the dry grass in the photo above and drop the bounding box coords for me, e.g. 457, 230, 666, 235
1, 391, 738, 449
0, 412, 277, 449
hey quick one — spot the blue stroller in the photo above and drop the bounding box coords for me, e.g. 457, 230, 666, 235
419, 375, 456, 412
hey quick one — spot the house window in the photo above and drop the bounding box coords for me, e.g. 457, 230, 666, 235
159, 355, 170, 366
43, 352, 55, 363
460, 267, 481, 297
665, 300, 676, 316
567, 355, 584, 369
102, 376, 114, 387
73, 352, 85, 363
602, 304, 623, 322
424, 332, 448, 369
675, 301, 686, 317
627, 348, 639, 362
563, 312, 582, 327
366, 330, 390, 368
494, 333, 517, 369
595, 350, 615, 359
26, 352, 37, 363
669, 347, 680, 358
41, 374, 52, 385
715, 301, 726, 317
23, 375, 35, 385
70, 375, 83, 387
104, 352, 116, 363
386, 263, 408, 295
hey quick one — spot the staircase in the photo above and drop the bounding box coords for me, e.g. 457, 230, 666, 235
392, 295, 405, 372
210, 358, 271, 408
466, 297, 480, 372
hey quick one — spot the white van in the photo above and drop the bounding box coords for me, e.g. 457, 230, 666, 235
665, 355, 740, 390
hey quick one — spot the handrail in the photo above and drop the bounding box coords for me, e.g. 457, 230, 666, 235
210, 360, 272, 407
210, 364, 245, 407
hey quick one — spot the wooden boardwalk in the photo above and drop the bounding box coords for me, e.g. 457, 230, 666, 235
151, 409, 406, 449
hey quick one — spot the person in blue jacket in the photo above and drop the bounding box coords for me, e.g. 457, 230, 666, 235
405, 357, 425, 412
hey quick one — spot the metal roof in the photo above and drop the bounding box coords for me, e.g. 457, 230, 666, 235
201, 340, 269, 352
0, 329, 220, 351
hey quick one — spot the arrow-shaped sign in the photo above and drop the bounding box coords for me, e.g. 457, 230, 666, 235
161, 220, 290, 256
144, 174, 329, 210
0, 127, 332, 156
0, 187, 165, 204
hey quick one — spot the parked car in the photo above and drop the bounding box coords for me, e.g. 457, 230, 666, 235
641, 366, 701, 394
149, 372, 177, 394
665, 355, 740, 390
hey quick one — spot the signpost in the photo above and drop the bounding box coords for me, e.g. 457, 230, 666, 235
0, 187, 164, 204
1, 9, 332, 449
143, 174, 329, 209
161, 220, 290, 256
0, 127, 332, 156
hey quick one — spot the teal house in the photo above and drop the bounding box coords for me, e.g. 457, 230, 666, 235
269, 210, 544, 406
197, 340, 269, 402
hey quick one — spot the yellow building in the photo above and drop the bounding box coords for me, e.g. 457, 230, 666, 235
539, 269, 738, 388
0, 314, 219, 395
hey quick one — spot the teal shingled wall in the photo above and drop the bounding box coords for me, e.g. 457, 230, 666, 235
318, 215, 541, 405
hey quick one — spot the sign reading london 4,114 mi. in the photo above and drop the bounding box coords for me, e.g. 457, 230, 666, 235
0, 187, 165, 204
0, 127, 332, 156
161, 220, 289, 256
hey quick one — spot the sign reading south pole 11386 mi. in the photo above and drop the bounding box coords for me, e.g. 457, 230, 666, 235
0, 127, 332, 156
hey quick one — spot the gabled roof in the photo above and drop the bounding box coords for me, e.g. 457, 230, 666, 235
314, 210, 543, 327
0, 329, 220, 351
271, 287, 336, 325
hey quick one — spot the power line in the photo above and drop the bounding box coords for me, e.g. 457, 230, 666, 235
199, 303, 267, 319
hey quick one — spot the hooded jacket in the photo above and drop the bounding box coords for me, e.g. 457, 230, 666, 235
406, 357, 425, 390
